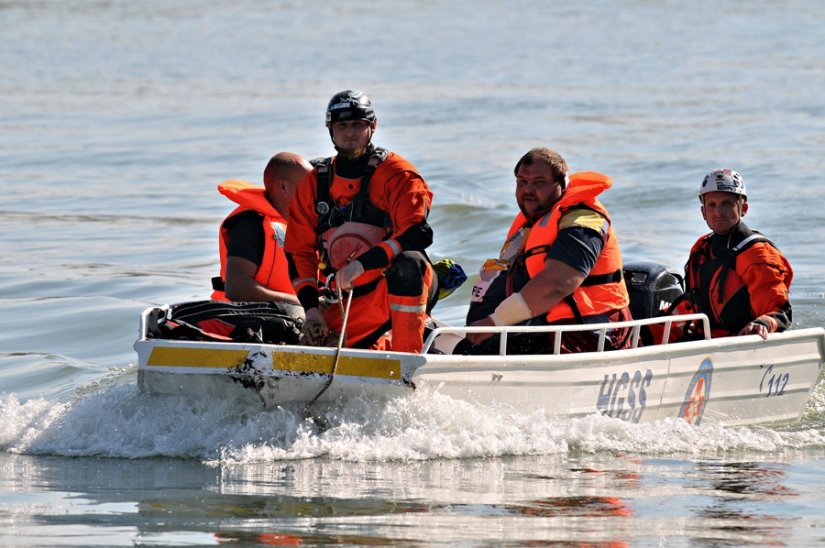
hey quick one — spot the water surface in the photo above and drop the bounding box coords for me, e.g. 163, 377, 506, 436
2, 1, 825, 545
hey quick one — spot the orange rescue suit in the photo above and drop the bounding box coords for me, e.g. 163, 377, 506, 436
285, 152, 433, 350
211, 180, 294, 301
286, 151, 432, 291
506, 171, 630, 322
679, 224, 793, 337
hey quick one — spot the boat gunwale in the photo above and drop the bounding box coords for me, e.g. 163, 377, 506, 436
421, 312, 714, 355
135, 305, 825, 362
136, 304, 825, 369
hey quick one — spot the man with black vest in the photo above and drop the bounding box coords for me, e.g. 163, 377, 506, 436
669, 169, 793, 340
284, 90, 436, 353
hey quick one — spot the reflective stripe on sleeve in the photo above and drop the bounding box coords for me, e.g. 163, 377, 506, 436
292, 277, 317, 290
390, 303, 427, 313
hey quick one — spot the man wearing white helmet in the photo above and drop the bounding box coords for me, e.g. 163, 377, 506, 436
671, 168, 793, 340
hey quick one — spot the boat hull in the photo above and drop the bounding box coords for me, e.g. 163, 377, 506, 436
135, 306, 825, 426
134, 338, 423, 408
412, 329, 825, 426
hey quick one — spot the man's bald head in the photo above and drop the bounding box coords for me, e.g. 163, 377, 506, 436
263, 152, 313, 217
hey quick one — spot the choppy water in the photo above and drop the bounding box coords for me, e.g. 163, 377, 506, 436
2, 0, 825, 545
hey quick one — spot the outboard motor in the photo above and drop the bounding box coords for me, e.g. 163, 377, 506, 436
623, 261, 684, 320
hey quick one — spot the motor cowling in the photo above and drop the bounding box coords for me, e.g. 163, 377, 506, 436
622, 261, 684, 320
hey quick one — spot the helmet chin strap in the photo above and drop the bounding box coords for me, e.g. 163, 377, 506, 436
334, 145, 370, 160
328, 126, 375, 155
332, 139, 374, 161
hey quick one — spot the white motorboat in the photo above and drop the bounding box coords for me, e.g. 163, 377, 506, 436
135, 306, 825, 427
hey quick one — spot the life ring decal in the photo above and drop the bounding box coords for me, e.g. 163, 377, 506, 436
678, 358, 713, 425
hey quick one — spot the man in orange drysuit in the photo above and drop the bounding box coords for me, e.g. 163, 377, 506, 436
212, 152, 312, 304
459, 147, 632, 354
667, 169, 793, 340
284, 90, 436, 353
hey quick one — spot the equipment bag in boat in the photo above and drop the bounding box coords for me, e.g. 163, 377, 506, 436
433, 258, 468, 300
145, 300, 303, 344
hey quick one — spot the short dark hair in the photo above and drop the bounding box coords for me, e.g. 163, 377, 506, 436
514, 148, 568, 185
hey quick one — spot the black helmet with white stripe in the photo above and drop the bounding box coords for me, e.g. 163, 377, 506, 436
325, 90, 376, 127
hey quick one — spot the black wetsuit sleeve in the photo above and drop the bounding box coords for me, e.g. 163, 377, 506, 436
225, 210, 265, 266
357, 219, 434, 271
296, 285, 320, 311
284, 251, 320, 310
756, 302, 793, 332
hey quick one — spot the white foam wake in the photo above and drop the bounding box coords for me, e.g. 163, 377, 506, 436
2, 375, 824, 462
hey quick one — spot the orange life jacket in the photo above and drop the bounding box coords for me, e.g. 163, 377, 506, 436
506, 171, 630, 323
211, 180, 294, 301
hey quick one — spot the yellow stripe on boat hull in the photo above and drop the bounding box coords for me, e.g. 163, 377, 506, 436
146, 347, 250, 368
145, 346, 403, 380
280, 353, 402, 380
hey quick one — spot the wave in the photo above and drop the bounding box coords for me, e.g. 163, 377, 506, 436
2, 370, 823, 463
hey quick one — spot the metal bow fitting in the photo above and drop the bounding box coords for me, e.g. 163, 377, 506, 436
323, 273, 340, 304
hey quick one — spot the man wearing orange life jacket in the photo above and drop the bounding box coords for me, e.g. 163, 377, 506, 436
460, 147, 632, 354
284, 90, 436, 353
666, 169, 792, 341
211, 152, 312, 305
